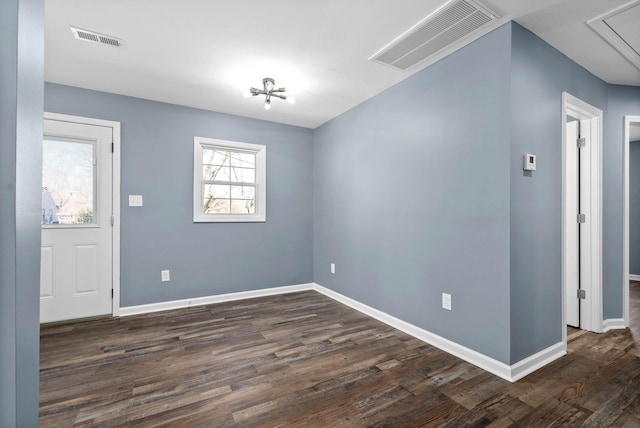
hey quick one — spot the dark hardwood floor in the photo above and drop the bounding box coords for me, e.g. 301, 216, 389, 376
630, 280, 640, 342
40, 285, 640, 427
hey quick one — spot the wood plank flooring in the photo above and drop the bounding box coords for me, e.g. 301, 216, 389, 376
40, 285, 640, 427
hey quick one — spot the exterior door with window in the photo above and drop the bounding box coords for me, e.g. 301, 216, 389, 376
40, 118, 113, 323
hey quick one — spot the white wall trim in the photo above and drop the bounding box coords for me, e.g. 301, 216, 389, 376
509, 342, 566, 382
629, 274, 640, 282
312, 284, 565, 383
43, 112, 122, 318
602, 318, 626, 332
119, 283, 314, 317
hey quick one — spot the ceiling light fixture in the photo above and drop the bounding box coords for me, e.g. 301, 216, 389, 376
245, 77, 296, 110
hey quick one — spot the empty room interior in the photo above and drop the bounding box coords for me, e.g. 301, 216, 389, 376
3, 0, 640, 426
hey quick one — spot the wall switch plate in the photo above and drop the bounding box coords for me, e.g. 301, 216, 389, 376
330, 263, 336, 274
129, 195, 143, 207
442, 293, 452, 311
161, 270, 170, 282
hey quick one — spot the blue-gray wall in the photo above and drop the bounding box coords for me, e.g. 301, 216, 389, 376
0, 0, 43, 425
5, 18, 638, 424
45, 84, 314, 306
509, 23, 608, 362
604, 85, 640, 317
631, 140, 640, 275
313, 21, 640, 365
314, 25, 513, 363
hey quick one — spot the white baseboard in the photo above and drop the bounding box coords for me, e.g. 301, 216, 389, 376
121, 281, 565, 382
602, 318, 627, 332
119, 283, 314, 317
509, 342, 566, 382
629, 274, 640, 281
311, 283, 565, 383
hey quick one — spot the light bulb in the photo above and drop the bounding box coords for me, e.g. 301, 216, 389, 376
286, 96, 296, 104
265, 80, 274, 92
264, 100, 271, 110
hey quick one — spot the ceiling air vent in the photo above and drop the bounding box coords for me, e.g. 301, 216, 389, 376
587, 1, 640, 72
370, 0, 499, 71
70, 27, 122, 48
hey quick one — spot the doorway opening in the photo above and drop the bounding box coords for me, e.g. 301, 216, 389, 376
562, 93, 603, 344
623, 116, 640, 330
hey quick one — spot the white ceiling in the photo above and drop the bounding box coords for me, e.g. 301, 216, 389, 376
45, 0, 640, 129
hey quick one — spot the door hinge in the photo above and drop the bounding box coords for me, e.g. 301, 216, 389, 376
577, 289, 586, 299
110, 215, 114, 226
111, 142, 114, 153
577, 137, 586, 148
112, 289, 114, 299
577, 213, 586, 223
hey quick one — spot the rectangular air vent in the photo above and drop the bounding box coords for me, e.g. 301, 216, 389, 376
370, 0, 498, 71
71, 27, 121, 48
587, 1, 640, 72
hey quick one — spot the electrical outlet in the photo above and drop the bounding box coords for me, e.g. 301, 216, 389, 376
330, 263, 336, 274
161, 270, 170, 282
442, 293, 452, 311
129, 195, 143, 207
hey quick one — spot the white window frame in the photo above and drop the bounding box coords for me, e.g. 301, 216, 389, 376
193, 137, 266, 222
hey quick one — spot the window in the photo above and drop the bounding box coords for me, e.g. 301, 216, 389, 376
42, 138, 96, 225
193, 137, 266, 222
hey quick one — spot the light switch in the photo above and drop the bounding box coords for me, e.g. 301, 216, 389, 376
129, 195, 143, 207
442, 293, 452, 311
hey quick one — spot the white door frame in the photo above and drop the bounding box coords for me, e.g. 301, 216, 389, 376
44, 112, 121, 317
561, 92, 603, 343
623, 115, 640, 327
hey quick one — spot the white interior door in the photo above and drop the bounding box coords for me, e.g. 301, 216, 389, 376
40, 118, 113, 323
565, 116, 595, 329
565, 118, 580, 327
578, 118, 592, 329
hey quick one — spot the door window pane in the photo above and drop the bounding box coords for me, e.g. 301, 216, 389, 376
42, 139, 95, 225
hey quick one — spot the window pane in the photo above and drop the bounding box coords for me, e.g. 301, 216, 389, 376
203, 166, 215, 181
203, 198, 230, 214
231, 199, 255, 214
210, 166, 232, 182
203, 149, 230, 166
229, 167, 255, 183
230, 186, 255, 199
202, 148, 214, 164
204, 165, 234, 181
204, 184, 230, 198
42, 139, 95, 225
230, 152, 255, 168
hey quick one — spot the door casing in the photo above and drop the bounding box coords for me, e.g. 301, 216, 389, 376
43, 112, 121, 318
561, 92, 603, 342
